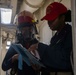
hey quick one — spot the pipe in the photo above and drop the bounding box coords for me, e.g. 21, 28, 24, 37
20, 0, 45, 13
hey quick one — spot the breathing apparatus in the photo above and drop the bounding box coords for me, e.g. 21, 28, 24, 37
16, 10, 38, 48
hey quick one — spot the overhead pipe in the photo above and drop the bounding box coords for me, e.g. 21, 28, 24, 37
20, 0, 45, 13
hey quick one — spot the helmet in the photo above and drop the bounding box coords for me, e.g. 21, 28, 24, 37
18, 10, 35, 28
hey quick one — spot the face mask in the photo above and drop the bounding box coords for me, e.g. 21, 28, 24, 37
22, 29, 32, 41
17, 26, 34, 42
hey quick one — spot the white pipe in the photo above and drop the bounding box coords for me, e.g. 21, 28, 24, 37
20, 0, 45, 13
20, 1, 39, 13
24, 0, 45, 8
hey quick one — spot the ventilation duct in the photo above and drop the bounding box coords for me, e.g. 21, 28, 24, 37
24, 0, 45, 8
20, 0, 45, 13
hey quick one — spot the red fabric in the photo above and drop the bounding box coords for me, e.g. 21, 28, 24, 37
18, 10, 34, 24
41, 2, 67, 21
18, 16, 33, 24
